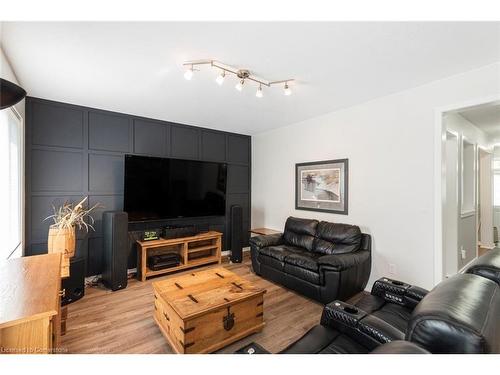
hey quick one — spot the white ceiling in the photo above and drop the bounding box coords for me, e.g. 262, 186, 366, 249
2, 22, 500, 135
459, 103, 500, 139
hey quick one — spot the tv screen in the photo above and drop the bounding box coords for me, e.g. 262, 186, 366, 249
124, 155, 227, 222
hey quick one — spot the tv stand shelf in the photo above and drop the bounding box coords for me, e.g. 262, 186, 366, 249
136, 231, 222, 281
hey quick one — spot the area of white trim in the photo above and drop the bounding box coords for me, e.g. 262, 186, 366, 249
434, 93, 500, 285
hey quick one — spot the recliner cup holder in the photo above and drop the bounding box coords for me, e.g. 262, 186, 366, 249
391, 280, 404, 286
343, 306, 359, 314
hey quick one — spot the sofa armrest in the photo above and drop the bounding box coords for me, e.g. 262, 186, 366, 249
320, 300, 367, 329
318, 249, 370, 271
248, 233, 284, 249
371, 277, 429, 309
320, 300, 404, 350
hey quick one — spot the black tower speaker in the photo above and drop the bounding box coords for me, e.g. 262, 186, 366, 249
102, 211, 129, 291
62, 257, 85, 306
230, 205, 243, 263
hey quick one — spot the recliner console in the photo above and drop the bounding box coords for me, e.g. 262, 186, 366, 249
320, 300, 404, 350
371, 277, 428, 309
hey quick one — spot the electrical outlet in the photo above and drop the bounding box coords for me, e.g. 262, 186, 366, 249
388, 263, 396, 276
461, 247, 467, 260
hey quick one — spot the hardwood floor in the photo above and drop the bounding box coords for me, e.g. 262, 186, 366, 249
61, 258, 326, 354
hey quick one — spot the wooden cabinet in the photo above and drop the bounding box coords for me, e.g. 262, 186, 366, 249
136, 231, 222, 281
0, 254, 62, 354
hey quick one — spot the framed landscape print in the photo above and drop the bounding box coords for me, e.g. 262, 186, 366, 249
295, 158, 348, 215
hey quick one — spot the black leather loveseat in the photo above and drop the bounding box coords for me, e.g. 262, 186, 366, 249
249, 217, 371, 304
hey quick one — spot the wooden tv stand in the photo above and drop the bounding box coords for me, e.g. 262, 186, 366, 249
136, 231, 222, 281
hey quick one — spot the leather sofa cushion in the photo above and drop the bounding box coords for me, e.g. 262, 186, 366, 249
258, 254, 284, 270
283, 217, 318, 251
259, 245, 304, 262
407, 274, 500, 353
371, 341, 429, 354
280, 325, 339, 354
313, 221, 362, 254
317, 250, 370, 271
280, 325, 369, 354
284, 251, 322, 271
355, 294, 411, 333
284, 264, 320, 285
319, 333, 369, 354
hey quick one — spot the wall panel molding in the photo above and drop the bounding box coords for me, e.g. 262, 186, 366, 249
25, 96, 251, 276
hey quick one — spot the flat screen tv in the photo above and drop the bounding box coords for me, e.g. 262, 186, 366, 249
124, 155, 227, 222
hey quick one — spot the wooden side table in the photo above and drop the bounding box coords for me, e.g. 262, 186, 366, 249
250, 228, 281, 236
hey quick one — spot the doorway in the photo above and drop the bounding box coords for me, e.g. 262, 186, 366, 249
439, 100, 500, 282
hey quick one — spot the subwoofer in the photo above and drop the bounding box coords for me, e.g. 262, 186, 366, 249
230, 205, 243, 263
62, 257, 85, 305
102, 211, 129, 291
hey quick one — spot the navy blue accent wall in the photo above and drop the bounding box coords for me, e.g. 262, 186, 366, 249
25, 97, 251, 276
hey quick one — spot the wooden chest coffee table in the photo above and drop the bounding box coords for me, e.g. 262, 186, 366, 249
152, 267, 266, 354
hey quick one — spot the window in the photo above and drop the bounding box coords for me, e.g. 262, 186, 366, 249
0, 108, 23, 259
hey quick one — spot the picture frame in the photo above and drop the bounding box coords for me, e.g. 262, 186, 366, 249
295, 158, 348, 215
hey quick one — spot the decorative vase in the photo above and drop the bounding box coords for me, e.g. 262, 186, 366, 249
47, 226, 76, 258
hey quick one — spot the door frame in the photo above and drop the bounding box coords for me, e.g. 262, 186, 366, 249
477, 146, 494, 249
433, 94, 500, 285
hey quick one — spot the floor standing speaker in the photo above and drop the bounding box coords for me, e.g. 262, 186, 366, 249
230, 205, 243, 263
62, 257, 85, 305
102, 211, 129, 291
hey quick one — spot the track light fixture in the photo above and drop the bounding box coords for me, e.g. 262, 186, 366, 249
235, 79, 244, 92
182, 59, 294, 99
284, 82, 292, 96
215, 70, 225, 85
183, 64, 194, 80
256, 84, 263, 98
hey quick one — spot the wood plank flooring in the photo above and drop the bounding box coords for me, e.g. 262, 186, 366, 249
61, 259, 326, 354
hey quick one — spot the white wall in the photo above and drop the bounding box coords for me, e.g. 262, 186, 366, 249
252, 62, 500, 291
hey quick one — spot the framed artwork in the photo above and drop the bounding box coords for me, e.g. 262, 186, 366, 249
295, 158, 348, 215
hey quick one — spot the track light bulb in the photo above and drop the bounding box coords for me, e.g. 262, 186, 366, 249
184, 65, 194, 80
284, 82, 292, 96
216, 70, 225, 86
256, 85, 263, 98
235, 79, 244, 92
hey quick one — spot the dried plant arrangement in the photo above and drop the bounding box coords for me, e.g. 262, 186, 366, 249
45, 197, 102, 270
45, 196, 101, 232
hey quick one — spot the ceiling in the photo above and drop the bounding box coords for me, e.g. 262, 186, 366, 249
459, 102, 500, 139
2, 22, 500, 135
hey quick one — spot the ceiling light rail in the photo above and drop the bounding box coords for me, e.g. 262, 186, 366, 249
182, 59, 294, 96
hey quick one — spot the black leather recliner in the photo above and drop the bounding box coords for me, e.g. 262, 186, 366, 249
280, 272, 500, 354
249, 217, 371, 304
349, 248, 500, 334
